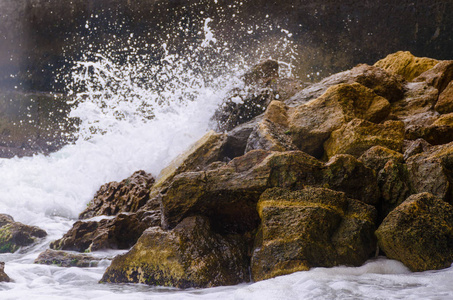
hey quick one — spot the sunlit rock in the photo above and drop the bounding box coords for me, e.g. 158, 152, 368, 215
0, 214, 47, 253
376, 193, 453, 272
435, 81, 453, 114
101, 216, 249, 288
359, 145, 404, 171
414, 60, 453, 94
251, 187, 377, 281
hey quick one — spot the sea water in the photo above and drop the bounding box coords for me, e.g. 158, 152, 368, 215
1, 13, 453, 300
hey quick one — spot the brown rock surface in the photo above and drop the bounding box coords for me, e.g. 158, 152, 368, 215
35, 249, 102, 268
0, 262, 10, 282
0, 214, 47, 253
435, 81, 453, 114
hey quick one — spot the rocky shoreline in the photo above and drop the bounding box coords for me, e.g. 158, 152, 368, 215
2, 51, 453, 287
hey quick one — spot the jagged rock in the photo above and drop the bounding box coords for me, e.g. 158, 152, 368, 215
35, 249, 102, 267
389, 81, 439, 127
406, 142, 453, 202
0, 262, 10, 282
403, 138, 431, 160
251, 187, 377, 281
433, 112, 453, 126
288, 83, 391, 157
243, 59, 279, 86
101, 216, 249, 288
79, 170, 155, 219
378, 160, 414, 218
223, 120, 257, 159
374, 51, 439, 81
414, 60, 453, 94
322, 154, 380, 205
405, 124, 453, 145
376, 193, 453, 272
359, 146, 404, 171
435, 81, 453, 114
324, 119, 405, 159
50, 212, 158, 252
286, 64, 405, 106
0, 214, 47, 253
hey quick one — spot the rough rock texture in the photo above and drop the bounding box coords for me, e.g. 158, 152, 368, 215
0, 262, 10, 282
322, 154, 380, 205
374, 51, 439, 81
403, 138, 431, 160
0, 214, 47, 253
435, 81, 453, 114
359, 146, 404, 171
79, 170, 155, 219
405, 124, 453, 146
406, 142, 453, 202
376, 193, 453, 272
414, 60, 453, 94
50, 212, 158, 252
324, 119, 405, 159
251, 187, 377, 281
288, 83, 391, 157
101, 216, 249, 288
35, 249, 102, 267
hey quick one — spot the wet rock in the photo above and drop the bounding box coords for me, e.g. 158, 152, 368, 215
324, 119, 405, 159
376, 193, 453, 272
414, 60, 453, 94
35, 249, 102, 268
286, 64, 405, 106
50, 212, 158, 252
288, 83, 390, 157
435, 81, 453, 114
406, 142, 453, 202
0, 262, 10, 282
378, 160, 414, 218
374, 51, 439, 81
251, 187, 377, 281
0, 214, 47, 253
403, 138, 431, 160
79, 170, 155, 219
359, 146, 404, 171
101, 216, 249, 288
223, 120, 256, 159
323, 154, 380, 205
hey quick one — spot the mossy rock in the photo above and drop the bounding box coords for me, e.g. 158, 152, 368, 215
374, 51, 439, 81
324, 119, 405, 159
101, 216, 249, 288
251, 187, 377, 281
34, 249, 102, 268
0, 214, 47, 253
376, 193, 453, 272
359, 146, 404, 171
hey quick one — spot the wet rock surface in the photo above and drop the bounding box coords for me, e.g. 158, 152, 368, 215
35, 249, 103, 268
0, 262, 11, 282
0, 214, 47, 253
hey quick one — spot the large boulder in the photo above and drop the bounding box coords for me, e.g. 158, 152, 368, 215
79, 170, 155, 219
101, 216, 249, 288
0, 214, 47, 253
288, 83, 391, 157
435, 81, 453, 114
35, 249, 102, 268
406, 142, 453, 202
374, 51, 439, 81
324, 119, 405, 159
376, 193, 453, 272
251, 187, 377, 281
49, 212, 158, 252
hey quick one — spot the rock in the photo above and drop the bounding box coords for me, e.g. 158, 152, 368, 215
251, 187, 377, 281
324, 119, 405, 159
223, 120, 257, 159
243, 59, 279, 86
150, 130, 228, 198
376, 193, 453, 272
389, 81, 439, 128
377, 160, 414, 218
406, 142, 453, 202
359, 146, 404, 171
79, 170, 155, 219
374, 51, 439, 81
414, 60, 453, 94
405, 124, 453, 145
0, 214, 47, 253
288, 83, 390, 157
35, 249, 102, 267
286, 64, 405, 106
323, 154, 380, 205
433, 112, 453, 126
0, 262, 10, 282
435, 81, 453, 114
403, 138, 431, 160
101, 216, 249, 288
50, 212, 158, 252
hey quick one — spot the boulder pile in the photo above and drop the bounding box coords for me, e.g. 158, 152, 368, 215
41, 51, 453, 288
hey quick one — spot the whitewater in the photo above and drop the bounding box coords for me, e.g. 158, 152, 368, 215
1, 15, 453, 300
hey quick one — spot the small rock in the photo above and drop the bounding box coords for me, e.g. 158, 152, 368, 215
403, 138, 431, 160
35, 249, 102, 267
359, 146, 404, 171
414, 60, 453, 94
0, 262, 11, 282
435, 81, 453, 114
376, 193, 453, 272
0, 214, 47, 253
